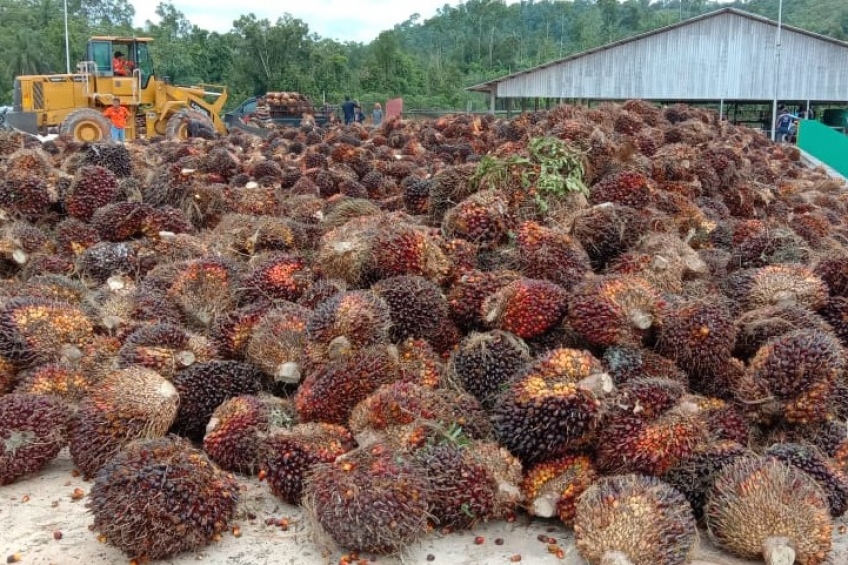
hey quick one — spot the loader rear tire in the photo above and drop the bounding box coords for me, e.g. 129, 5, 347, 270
166, 109, 214, 141
61, 109, 111, 142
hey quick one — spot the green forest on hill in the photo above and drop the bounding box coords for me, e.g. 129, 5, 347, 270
1, 0, 846, 109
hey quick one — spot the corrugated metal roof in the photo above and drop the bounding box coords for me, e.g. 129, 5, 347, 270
466, 8, 848, 102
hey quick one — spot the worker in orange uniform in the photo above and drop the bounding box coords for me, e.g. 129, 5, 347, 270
102, 98, 131, 143
112, 51, 133, 76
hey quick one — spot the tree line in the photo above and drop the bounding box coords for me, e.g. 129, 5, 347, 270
1, 0, 845, 111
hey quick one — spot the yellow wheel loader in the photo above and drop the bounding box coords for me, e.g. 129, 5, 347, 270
5, 37, 228, 142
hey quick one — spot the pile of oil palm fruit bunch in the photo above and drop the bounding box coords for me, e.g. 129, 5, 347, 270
265, 91, 315, 115
1, 99, 848, 565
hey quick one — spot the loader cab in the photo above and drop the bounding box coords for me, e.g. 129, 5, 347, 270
86, 37, 154, 88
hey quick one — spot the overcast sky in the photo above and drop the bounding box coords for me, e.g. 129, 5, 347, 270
130, 1, 517, 44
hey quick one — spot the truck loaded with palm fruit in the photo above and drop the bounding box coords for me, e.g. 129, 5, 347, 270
224, 91, 334, 136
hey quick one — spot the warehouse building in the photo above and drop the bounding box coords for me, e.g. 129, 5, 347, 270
467, 8, 848, 133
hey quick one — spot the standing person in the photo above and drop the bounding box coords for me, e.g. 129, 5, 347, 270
354, 103, 365, 124
103, 98, 130, 143
775, 107, 793, 142
372, 102, 383, 126
341, 96, 355, 125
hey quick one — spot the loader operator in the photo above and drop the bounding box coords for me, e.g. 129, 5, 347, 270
113, 51, 134, 76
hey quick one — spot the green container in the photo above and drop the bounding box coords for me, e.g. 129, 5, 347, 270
798, 120, 848, 178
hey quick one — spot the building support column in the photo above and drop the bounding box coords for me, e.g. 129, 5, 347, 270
489, 91, 496, 114
719, 99, 724, 120
771, 99, 778, 141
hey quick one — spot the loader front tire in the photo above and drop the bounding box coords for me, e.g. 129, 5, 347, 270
166, 109, 214, 141
60, 109, 111, 142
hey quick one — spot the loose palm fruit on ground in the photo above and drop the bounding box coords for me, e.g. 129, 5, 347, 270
259, 422, 356, 504
88, 436, 239, 560
724, 264, 828, 314
568, 275, 664, 347
244, 302, 310, 384
570, 203, 648, 270
306, 290, 391, 355
491, 348, 612, 464
448, 330, 530, 409
372, 275, 454, 348
369, 222, 451, 283
573, 474, 697, 565
410, 441, 500, 529
661, 440, 749, 522
203, 394, 297, 474
656, 299, 736, 374
595, 380, 707, 476
706, 456, 833, 565
117, 322, 217, 379
303, 443, 430, 554
348, 381, 491, 442
765, 442, 848, 518
602, 346, 688, 386
736, 329, 844, 425
446, 269, 520, 331
514, 221, 591, 290
483, 278, 569, 340
295, 344, 405, 425
170, 360, 267, 441
167, 257, 240, 329
521, 453, 597, 526
69, 366, 179, 478
241, 253, 310, 303
733, 304, 832, 360
0, 392, 69, 485
0, 297, 93, 368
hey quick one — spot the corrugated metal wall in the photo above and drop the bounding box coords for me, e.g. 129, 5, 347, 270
494, 12, 848, 101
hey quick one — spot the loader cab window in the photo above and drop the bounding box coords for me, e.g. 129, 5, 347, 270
133, 42, 153, 88
87, 41, 113, 75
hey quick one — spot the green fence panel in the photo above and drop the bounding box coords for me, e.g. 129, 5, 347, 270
797, 119, 848, 178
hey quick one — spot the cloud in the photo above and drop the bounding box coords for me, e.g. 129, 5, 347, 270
131, 0, 465, 43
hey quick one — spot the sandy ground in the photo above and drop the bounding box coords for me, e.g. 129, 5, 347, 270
1, 450, 846, 565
